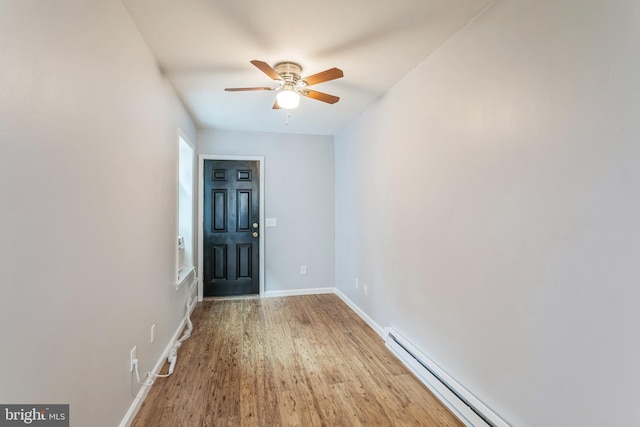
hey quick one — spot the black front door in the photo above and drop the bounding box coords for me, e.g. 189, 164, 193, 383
203, 159, 260, 297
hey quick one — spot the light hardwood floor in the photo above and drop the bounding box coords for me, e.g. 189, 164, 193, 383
132, 294, 463, 426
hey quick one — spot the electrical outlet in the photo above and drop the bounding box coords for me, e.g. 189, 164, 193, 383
364, 285, 368, 296
130, 346, 137, 372
355, 278, 359, 289
150, 324, 156, 343
300, 265, 307, 275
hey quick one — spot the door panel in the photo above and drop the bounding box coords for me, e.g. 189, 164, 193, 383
237, 190, 251, 231
203, 160, 259, 297
213, 245, 227, 279
237, 244, 252, 278
213, 190, 227, 231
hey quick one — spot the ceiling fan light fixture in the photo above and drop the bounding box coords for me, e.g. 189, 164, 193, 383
276, 88, 300, 109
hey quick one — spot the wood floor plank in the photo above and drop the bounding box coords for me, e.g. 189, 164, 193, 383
132, 294, 463, 427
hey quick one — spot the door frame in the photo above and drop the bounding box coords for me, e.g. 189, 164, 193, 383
198, 154, 265, 301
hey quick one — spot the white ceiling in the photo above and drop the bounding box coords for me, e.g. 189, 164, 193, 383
122, 0, 491, 135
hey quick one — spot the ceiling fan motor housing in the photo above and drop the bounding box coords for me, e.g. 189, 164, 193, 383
275, 62, 306, 88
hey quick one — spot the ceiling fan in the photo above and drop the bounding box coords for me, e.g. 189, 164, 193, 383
225, 60, 344, 110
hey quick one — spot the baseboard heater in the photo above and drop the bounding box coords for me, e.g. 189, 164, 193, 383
385, 328, 510, 427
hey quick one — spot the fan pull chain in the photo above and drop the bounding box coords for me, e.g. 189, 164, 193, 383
285, 111, 292, 126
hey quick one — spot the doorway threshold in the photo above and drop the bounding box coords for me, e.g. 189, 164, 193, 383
204, 294, 260, 301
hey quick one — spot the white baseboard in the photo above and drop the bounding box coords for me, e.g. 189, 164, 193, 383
119, 289, 198, 427
263, 287, 335, 298
333, 292, 508, 426
332, 289, 385, 339
385, 328, 510, 427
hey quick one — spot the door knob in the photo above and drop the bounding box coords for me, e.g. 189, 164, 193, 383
252, 222, 259, 229
252, 231, 259, 238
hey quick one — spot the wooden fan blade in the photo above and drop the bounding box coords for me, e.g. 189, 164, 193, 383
303, 89, 340, 104
302, 68, 343, 86
250, 60, 281, 80
272, 100, 281, 109
225, 87, 275, 91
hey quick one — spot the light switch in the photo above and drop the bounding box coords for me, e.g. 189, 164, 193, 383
265, 218, 277, 227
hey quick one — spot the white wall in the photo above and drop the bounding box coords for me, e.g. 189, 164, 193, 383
199, 129, 335, 292
335, 0, 640, 425
0, 1, 197, 426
